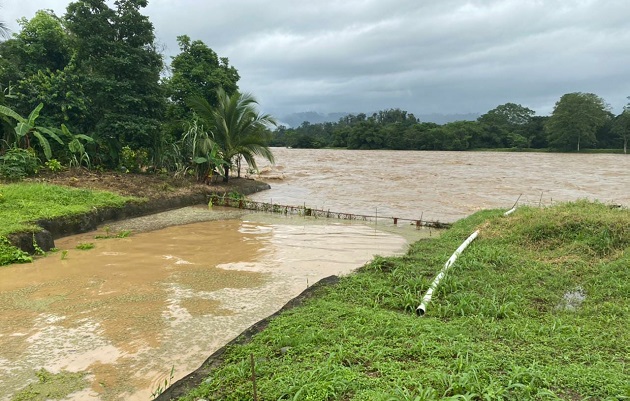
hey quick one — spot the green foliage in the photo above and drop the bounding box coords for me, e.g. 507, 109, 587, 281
0, 102, 64, 160
178, 202, 630, 401
0, 236, 32, 266
611, 108, 630, 154
64, 0, 165, 166
181, 118, 226, 181
187, 88, 276, 182
120, 145, 149, 173
45, 158, 63, 172
94, 229, 132, 239
58, 124, 93, 168
0, 147, 40, 180
162, 34, 240, 142
546, 92, 610, 151
75, 242, 95, 250
0, 183, 136, 237
32, 234, 45, 255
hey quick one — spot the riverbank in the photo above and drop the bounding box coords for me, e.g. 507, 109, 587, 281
159, 200, 629, 400
0, 170, 270, 262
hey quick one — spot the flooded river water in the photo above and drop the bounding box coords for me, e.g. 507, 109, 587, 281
1, 149, 628, 400
0, 208, 417, 401
252, 148, 630, 222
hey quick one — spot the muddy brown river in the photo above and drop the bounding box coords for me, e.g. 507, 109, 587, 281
252, 148, 629, 222
0, 209, 420, 401
1, 149, 628, 400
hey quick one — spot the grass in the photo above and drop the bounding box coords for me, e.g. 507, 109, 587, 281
0, 183, 135, 236
178, 201, 629, 401
0, 183, 136, 266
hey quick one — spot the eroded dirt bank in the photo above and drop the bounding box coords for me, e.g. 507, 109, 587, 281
9, 170, 270, 252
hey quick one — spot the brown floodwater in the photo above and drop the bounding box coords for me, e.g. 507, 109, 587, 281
2, 149, 628, 400
0, 208, 416, 401
252, 148, 630, 222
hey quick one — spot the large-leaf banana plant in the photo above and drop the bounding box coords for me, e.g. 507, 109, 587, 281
0, 103, 64, 160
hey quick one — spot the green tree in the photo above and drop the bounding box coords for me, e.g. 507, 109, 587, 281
65, 0, 165, 165
188, 89, 276, 182
164, 35, 239, 112
439, 121, 479, 150
612, 109, 630, 154
162, 35, 240, 150
0, 10, 75, 119
15, 11, 71, 75
477, 103, 536, 148
546, 92, 610, 151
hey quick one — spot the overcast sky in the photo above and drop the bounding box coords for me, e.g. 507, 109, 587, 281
2, 0, 630, 120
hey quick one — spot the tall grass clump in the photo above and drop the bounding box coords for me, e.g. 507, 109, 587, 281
177, 201, 628, 401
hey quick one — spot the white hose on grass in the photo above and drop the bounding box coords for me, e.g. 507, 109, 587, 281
416, 204, 519, 316
416, 230, 479, 316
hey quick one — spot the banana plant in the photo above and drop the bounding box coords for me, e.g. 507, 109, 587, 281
58, 124, 94, 168
0, 103, 64, 160
182, 117, 226, 182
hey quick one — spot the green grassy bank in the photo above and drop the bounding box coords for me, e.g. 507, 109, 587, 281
178, 201, 629, 401
0, 183, 135, 265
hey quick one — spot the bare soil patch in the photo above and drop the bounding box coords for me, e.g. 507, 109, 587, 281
23, 169, 269, 200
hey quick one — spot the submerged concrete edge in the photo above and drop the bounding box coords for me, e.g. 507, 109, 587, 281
154, 275, 341, 401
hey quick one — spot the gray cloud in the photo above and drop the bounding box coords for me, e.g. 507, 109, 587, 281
3, 0, 630, 118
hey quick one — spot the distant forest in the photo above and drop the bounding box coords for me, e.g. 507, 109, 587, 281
272, 98, 630, 153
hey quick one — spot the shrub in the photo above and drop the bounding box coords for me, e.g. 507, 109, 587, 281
45, 158, 63, 173
0, 148, 40, 180
0, 236, 32, 266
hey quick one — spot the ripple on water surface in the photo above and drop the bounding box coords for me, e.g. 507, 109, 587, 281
0, 209, 423, 401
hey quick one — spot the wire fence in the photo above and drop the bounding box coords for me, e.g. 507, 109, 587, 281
208, 195, 452, 229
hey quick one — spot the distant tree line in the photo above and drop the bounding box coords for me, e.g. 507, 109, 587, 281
272, 95, 630, 153
0, 1, 275, 181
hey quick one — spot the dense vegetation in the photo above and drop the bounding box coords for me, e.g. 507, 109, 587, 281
178, 201, 629, 400
0, 1, 274, 182
272, 99, 630, 153
1, 1, 628, 185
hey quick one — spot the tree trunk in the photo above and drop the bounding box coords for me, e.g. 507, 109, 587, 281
577, 136, 580, 152
624, 138, 627, 154
223, 165, 229, 182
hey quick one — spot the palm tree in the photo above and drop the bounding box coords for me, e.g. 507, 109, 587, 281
188, 88, 276, 182
0, 5, 9, 39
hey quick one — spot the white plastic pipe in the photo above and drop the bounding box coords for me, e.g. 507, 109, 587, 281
416, 230, 479, 316
504, 207, 516, 216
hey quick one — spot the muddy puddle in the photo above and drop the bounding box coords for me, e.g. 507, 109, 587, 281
0, 206, 428, 401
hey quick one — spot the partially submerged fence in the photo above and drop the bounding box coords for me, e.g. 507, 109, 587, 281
208, 195, 451, 229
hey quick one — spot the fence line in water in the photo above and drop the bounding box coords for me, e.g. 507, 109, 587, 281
208, 195, 451, 229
